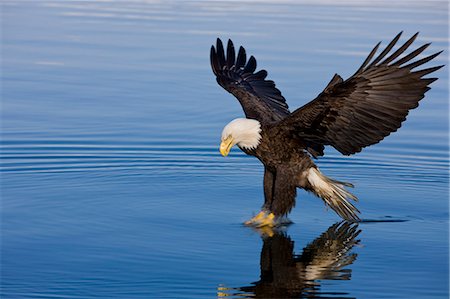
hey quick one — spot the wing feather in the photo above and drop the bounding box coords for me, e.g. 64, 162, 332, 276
366, 31, 403, 68
278, 32, 443, 156
392, 43, 431, 66
236, 46, 246, 69
380, 32, 419, 65
226, 40, 235, 69
243, 55, 257, 74
211, 39, 290, 122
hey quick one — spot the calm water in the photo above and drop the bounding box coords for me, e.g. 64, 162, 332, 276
1, 1, 449, 298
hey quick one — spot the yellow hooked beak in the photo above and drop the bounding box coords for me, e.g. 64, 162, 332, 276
220, 136, 234, 157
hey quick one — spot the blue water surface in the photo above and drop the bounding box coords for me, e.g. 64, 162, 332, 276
1, 1, 448, 298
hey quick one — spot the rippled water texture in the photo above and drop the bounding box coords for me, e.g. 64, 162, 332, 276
1, 1, 449, 298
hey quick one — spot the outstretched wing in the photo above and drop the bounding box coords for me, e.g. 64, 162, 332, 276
211, 38, 290, 123
278, 32, 443, 156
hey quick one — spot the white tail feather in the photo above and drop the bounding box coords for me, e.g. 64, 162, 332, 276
306, 168, 360, 221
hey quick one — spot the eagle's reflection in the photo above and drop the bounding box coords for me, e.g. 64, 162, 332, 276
218, 222, 361, 298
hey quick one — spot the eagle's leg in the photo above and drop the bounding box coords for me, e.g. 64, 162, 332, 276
244, 167, 276, 227
270, 168, 297, 224
246, 168, 296, 228
262, 167, 275, 211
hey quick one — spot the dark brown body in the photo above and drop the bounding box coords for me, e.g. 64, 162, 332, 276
240, 124, 316, 216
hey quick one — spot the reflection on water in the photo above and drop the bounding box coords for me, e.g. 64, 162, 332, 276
219, 222, 361, 298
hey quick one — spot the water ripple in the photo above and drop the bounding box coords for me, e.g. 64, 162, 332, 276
2, 139, 447, 191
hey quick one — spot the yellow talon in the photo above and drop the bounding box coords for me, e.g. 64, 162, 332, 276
255, 213, 276, 228
244, 211, 267, 225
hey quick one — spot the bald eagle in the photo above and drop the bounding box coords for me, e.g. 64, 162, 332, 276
210, 32, 442, 226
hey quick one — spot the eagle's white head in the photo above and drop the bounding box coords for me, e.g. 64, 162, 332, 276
220, 118, 262, 156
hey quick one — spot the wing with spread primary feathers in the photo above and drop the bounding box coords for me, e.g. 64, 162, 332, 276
211, 38, 290, 123
278, 32, 443, 156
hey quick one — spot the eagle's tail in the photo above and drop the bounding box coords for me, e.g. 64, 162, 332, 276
305, 167, 360, 221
